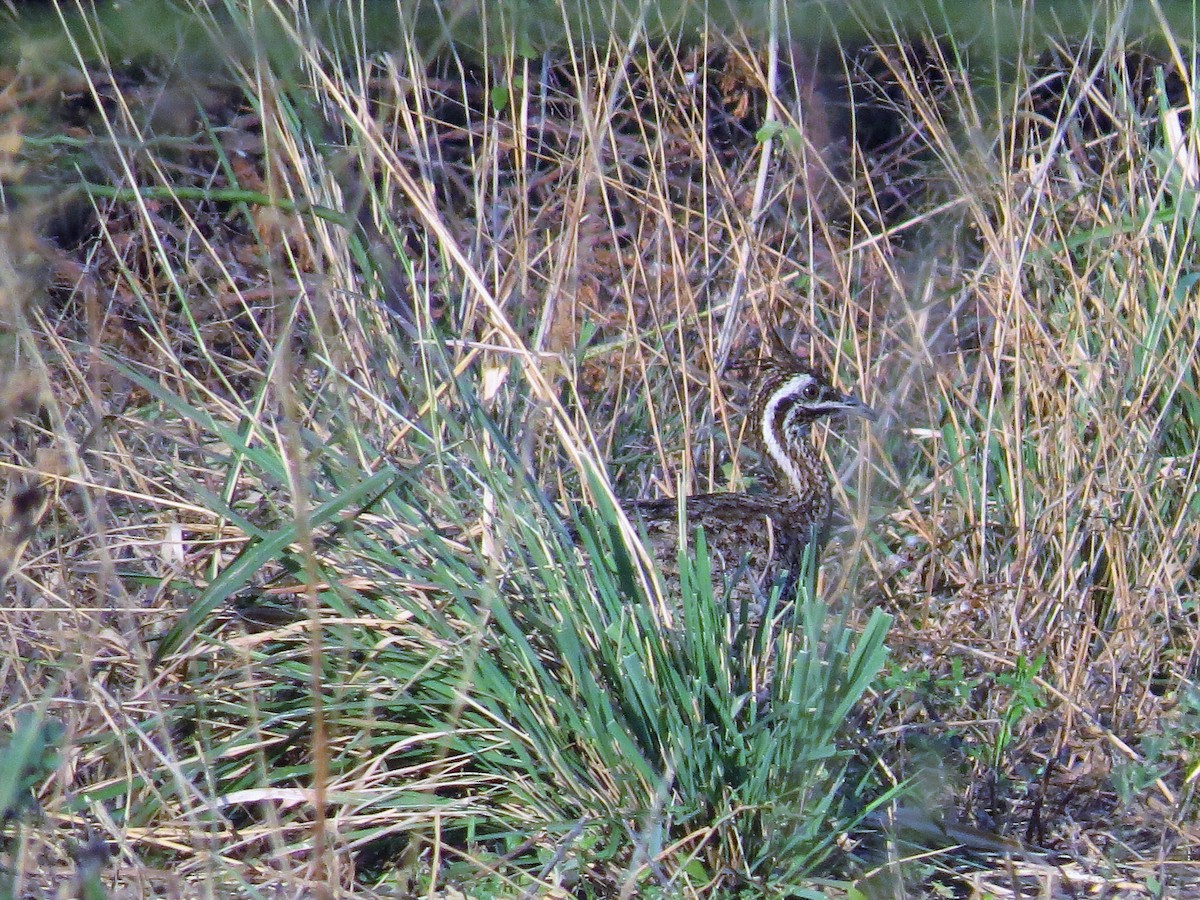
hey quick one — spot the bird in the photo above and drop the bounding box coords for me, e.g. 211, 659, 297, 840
625, 357, 877, 620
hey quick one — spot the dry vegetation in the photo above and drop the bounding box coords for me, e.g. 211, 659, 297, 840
1, 0, 1199, 896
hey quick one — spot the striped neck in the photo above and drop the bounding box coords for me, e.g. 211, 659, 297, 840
758, 374, 832, 524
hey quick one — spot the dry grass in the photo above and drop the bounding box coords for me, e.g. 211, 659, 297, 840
1, 0, 1199, 895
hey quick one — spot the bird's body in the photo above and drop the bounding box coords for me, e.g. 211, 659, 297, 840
627, 360, 876, 617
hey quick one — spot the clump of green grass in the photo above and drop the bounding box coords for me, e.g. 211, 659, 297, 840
351, 365, 893, 893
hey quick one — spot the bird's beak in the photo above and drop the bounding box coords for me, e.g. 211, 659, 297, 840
837, 393, 879, 422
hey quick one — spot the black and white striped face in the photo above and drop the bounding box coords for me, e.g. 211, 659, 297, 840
755, 366, 877, 451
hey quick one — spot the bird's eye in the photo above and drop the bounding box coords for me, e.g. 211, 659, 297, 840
802, 382, 819, 400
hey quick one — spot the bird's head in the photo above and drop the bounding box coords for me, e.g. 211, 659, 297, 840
749, 360, 877, 453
